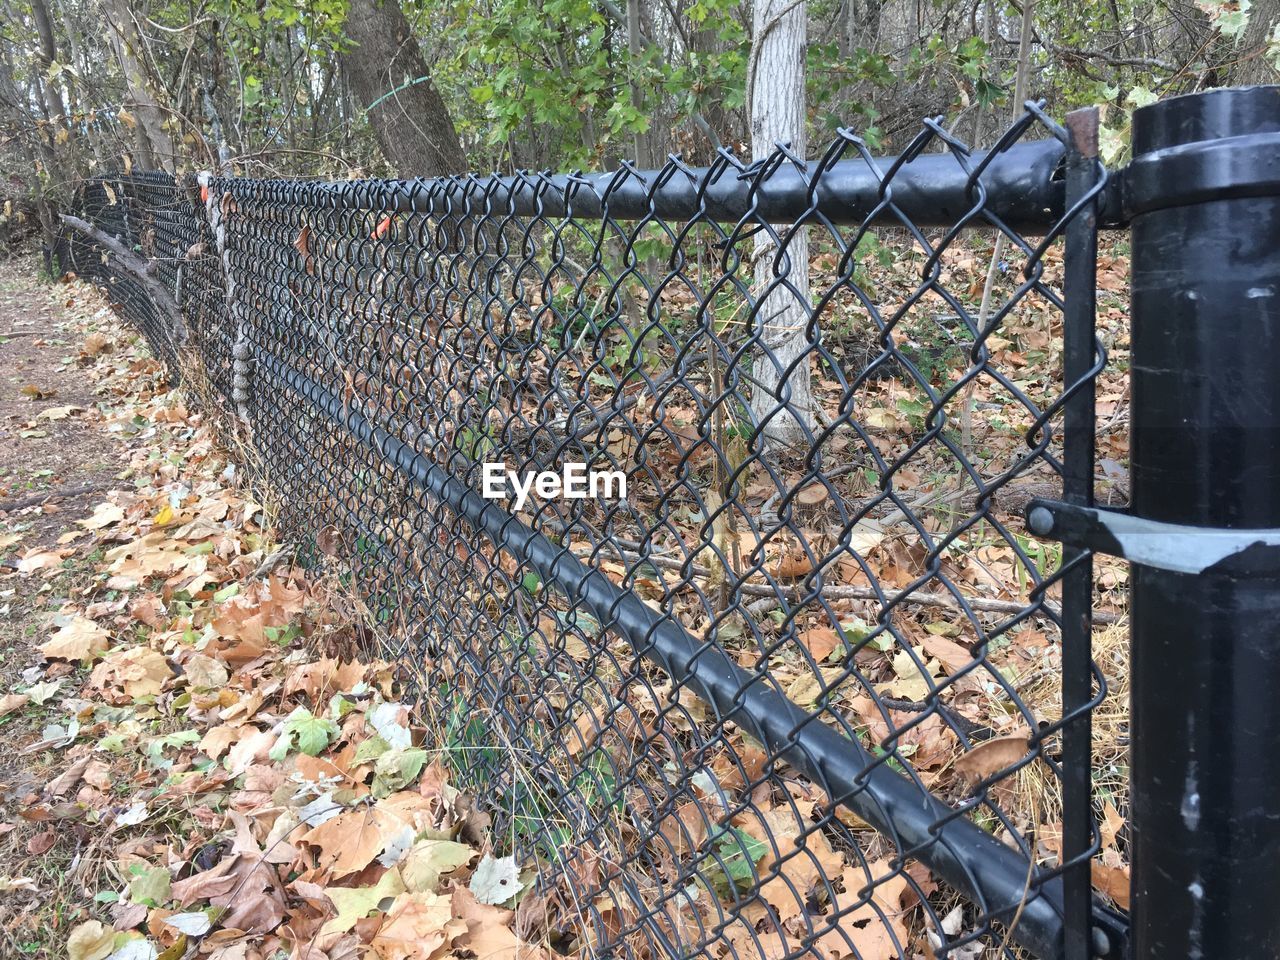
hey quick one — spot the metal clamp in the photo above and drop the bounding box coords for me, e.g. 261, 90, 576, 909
1118, 130, 1280, 220
1026, 498, 1280, 576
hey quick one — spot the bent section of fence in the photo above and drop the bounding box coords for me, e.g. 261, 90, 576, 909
59, 103, 1129, 960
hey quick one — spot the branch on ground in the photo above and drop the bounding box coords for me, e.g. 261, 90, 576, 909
0, 479, 119, 513
58, 213, 188, 345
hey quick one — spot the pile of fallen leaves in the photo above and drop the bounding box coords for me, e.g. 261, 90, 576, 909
1, 291, 548, 960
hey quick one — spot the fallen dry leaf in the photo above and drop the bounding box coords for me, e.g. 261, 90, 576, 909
400, 839, 474, 894
876, 648, 935, 702
225, 727, 276, 775
799, 625, 841, 661
182, 653, 230, 691
1092, 861, 1130, 910
105, 531, 192, 580
45, 756, 91, 796
840, 867, 910, 960
220, 889, 286, 934
80, 332, 111, 356
921, 632, 974, 674
952, 735, 1030, 782
320, 867, 406, 937
16, 547, 70, 574
20, 382, 56, 400
90, 646, 173, 699
301, 805, 402, 879
26, 829, 56, 855
79, 502, 125, 530
453, 889, 531, 960
66, 920, 115, 960
40, 616, 110, 663
369, 891, 463, 960
83, 759, 113, 790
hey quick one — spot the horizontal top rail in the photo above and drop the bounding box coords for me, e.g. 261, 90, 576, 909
211, 139, 1078, 233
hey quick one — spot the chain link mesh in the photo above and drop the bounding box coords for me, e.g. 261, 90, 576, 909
58, 105, 1124, 960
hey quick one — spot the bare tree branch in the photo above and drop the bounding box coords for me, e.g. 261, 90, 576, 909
59, 213, 187, 343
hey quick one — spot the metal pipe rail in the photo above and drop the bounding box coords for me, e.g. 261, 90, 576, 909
216, 139, 1073, 233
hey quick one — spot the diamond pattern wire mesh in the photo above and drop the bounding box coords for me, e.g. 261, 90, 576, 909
60, 106, 1122, 960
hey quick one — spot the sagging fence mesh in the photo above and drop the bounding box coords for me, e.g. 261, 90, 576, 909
58, 106, 1129, 960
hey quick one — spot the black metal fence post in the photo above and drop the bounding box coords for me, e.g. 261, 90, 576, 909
1126, 86, 1280, 958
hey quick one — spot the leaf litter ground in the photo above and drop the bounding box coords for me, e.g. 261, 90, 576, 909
0, 256, 550, 960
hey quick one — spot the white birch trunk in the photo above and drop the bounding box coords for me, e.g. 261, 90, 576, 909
749, 0, 813, 447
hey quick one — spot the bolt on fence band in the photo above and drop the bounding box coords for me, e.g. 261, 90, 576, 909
58, 104, 1129, 960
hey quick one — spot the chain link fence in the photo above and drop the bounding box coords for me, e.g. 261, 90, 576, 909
58, 104, 1128, 960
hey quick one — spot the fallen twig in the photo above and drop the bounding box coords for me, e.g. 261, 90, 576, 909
575, 542, 1120, 625
0, 480, 118, 513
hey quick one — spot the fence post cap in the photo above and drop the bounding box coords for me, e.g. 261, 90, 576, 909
1132, 84, 1280, 155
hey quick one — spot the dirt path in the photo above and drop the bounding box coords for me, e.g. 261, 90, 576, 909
0, 257, 125, 514
0, 255, 128, 669
0, 255, 136, 934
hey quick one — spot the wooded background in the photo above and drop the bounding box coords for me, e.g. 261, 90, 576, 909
1, 0, 1277, 247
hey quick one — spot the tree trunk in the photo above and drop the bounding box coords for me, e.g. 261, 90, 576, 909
688, 23, 738, 156
0, 31, 63, 252
30, 0, 69, 126
748, 0, 813, 448
961, 0, 1033, 452
104, 0, 176, 171
626, 0, 651, 167
59, 1, 107, 167
339, 0, 466, 177
1233, 0, 1280, 85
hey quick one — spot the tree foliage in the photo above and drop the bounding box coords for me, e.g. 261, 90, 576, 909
0, 0, 1276, 239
